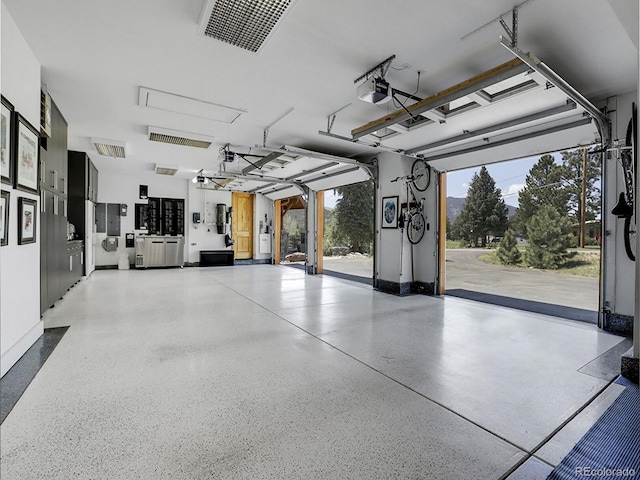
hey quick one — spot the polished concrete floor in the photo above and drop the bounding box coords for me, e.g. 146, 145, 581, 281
0, 265, 627, 479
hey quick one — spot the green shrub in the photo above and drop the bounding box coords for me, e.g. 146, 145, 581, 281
496, 230, 521, 265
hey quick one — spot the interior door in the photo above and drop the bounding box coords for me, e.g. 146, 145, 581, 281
232, 192, 253, 260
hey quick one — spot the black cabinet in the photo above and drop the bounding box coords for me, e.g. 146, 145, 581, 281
40, 102, 68, 197
68, 150, 99, 276
163, 198, 185, 236
68, 150, 99, 209
87, 160, 98, 203
40, 100, 81, 314
144, 197, 184, 236
147, 197, 161, 235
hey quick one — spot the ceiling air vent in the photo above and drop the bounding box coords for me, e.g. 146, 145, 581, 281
198, 0, 298, 54
155, 164, 179, 176
92, 138, 127, 158
148, 126, 213, 149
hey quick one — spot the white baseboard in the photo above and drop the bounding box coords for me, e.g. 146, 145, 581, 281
1, 321, 44, 377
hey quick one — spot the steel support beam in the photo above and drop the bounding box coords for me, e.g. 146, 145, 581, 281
242, 150, 284, 175
209, 172, 301, 186
499, 40, 610, 145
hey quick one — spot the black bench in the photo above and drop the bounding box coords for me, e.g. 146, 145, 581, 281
199, 250, 234, 267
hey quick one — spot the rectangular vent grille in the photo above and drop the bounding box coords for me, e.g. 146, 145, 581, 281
92, 138, 127, 158
200, 0, 296, 53
155, 165, 179, 176
149, 132, 212, 149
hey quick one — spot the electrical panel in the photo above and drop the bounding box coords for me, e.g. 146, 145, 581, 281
204, 201, 215, 225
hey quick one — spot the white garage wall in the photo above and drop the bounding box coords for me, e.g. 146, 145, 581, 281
96, 174, 274, 266
603, 91, 638, 319
253, 193, 274, 262
95, 169, 189, 266
1, 5, 43, 376
187, 186, 231, 264
375, 152, 438, 293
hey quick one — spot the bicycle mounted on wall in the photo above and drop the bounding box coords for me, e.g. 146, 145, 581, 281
611, 102, 637, 262
391, 159, 431, 245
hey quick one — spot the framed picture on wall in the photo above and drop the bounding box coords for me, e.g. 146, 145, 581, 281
1, 190, 9, 246
14, 113, 40, 194
18, 196, 37, 245
1, 96, 14, 185
381, 196, 398, 229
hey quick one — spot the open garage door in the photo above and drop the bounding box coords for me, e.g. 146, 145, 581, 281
206, 146, 372, 201
350, 56, 603, 173
444, 152, 602, 324
348, 48, 610, 319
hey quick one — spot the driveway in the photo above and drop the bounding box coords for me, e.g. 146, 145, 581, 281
323, 255, 374, 278
445, 248, 600, 313
320, 249, 600, 319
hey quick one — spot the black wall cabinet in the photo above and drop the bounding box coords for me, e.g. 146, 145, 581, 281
40, 101, 83, 314
146, 197, 184, 236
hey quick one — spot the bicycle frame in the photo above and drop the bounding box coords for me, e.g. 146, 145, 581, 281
391, 173, 427, 244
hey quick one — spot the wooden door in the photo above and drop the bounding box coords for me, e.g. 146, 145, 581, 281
232, 192, 253, 260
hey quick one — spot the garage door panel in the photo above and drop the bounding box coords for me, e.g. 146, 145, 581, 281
426, 118, 596, 172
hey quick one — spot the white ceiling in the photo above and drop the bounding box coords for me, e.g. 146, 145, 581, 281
3, 0, 638, 184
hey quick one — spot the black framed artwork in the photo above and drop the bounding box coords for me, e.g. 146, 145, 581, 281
382, 196, 398, 229
1, 190, 9, 246
1, 96, 14, 185
18, 196, 37, 245
14, 113, 40, 194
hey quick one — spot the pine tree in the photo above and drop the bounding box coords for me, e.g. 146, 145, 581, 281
561, 149, 601, 225
331, 180, 374, 253
496, 229, 521, 265
525, 205, 576, 269
456, 166, 509, 247
513, 154, 569, 235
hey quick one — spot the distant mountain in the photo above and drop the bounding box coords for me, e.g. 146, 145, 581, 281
447, 197, 516, 221
447, 197, 466, 221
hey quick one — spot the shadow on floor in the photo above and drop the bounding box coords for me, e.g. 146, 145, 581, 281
446, 289, 598, 324
282, 264, 373, 286
322, 269, 372, 286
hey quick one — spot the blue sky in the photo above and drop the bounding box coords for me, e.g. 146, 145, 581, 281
447, 155, 546, 207
324, 152, 568, 209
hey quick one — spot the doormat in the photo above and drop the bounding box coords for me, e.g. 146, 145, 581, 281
547, 382, 639, 479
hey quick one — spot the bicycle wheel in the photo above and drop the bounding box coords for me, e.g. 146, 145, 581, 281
623, 215, 636, 261
406, 211, 426, 244
411, 159, 431, 192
